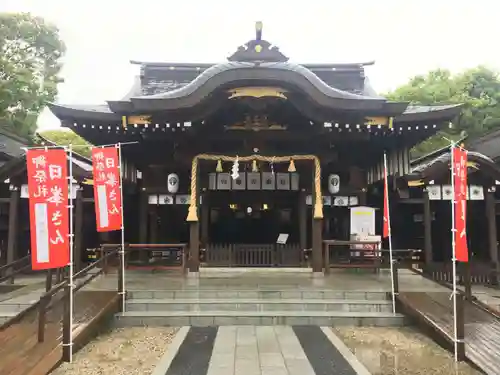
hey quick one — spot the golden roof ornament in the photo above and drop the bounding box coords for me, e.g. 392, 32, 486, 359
227, 22, 288, 63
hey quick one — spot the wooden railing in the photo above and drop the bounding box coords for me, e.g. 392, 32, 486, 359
203, 243, 304, 267
323, 240, 423, 272
0, 255, 31, 284
422, 261, 496, 286
97, 243, 188, 272
0, 248, 123, 363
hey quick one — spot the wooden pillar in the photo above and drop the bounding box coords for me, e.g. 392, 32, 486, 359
6, 188, 20, 281
311, 168, 323, 273
299, 191, 307, 250
189, 164, 200, 272
138, 190, 148, 261
423, 190, 433, 264
200, 191, 209, 246
189, 222, 200, 272
149, 209, 158, 244
486, 190, 498, 283
74, 189, 83, 271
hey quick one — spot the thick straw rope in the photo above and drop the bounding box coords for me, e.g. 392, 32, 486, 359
186, 154, 322, 221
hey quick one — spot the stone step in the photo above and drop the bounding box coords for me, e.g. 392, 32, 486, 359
126, 298, 393, 313
114, 310, 405, 327
127, 290, 388, 301
0, 303, 33, 314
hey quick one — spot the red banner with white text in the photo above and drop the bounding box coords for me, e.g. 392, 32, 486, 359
92, 147, 122, 232
26, 149, 69, 270
453, 147, 468, 262
383, 160, 390, 238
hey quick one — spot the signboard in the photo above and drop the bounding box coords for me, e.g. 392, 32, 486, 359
350, 206, 376, 235
26, 149, 69, 270
92, 147, 122, 232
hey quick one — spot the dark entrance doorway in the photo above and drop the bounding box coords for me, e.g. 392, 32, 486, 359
205, 191, 302, 266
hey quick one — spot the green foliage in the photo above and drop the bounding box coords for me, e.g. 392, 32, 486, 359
38, 129, 92, 158
0, 13, 65, 138
386, 66, 500, 157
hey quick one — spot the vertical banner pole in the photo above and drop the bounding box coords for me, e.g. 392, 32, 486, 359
383, 152, 396, 315
67, 144, 74, 363
450, 142, 458, 362
117, 143, 126, 312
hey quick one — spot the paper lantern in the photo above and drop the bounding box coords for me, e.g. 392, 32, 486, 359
328, 174, 340, 194
167, 173, 179, 193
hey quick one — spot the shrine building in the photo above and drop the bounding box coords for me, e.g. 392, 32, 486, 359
48, 22, 463, 273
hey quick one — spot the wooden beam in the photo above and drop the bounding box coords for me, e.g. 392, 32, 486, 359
299, 191, 307, 252
74, 189, 84, 271
311, 168, 323, 273
486, 191, 499, 283
138, 191, 148, 261
423, 191, 433, 265
6, 189, 20, 281
189, 163, 201, 272
200, 192, 209, 246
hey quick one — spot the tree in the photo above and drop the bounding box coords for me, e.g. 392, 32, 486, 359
38, 129, 92, 158
0, 13, 65, 138
386, 66, 500, 157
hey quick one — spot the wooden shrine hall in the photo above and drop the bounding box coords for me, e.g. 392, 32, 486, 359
47, 22, 463, 273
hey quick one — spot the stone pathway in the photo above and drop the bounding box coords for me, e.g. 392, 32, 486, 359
156, 326, 366, 375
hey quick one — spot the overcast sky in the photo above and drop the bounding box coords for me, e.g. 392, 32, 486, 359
2, 0, 500, 130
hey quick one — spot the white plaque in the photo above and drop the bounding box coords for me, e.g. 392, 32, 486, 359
217, 173, 231, 190
427, 185, 441, 200
469, 185, 484, 200
333, 196, 349, 206
176, 195, 190, 204
208, 173, 217, 190
441, 185, 453, 200
261, 172, 275, 190
232, 173, 246, 190
276, 173, 291, 190
349, 196, 359, 206
291, 173, 299, 191
247, 172, 261, 190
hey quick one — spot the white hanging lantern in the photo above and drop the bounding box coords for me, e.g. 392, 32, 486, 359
328, 174, 340, 194
167, 173, 179, 193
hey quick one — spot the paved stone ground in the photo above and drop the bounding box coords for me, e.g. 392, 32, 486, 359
334, 326, 482, 375
207, 326, 316, 375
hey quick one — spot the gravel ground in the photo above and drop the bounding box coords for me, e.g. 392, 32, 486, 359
51, 327, 179, 375
334, 327, 481, 375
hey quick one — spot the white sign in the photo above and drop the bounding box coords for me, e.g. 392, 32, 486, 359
276, 233, 289, 244
350, 206, 376, 235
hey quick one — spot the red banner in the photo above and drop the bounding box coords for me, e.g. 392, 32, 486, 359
92, 147, 122, 232
453, 147, 468, 262
26, 149, 69, 270
383, 158, 390, 238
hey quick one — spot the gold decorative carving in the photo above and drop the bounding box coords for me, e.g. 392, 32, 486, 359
121, 115, 151, 128
225, 114, 287, 131
228, 87, 287, 99
364, 116, 389, 126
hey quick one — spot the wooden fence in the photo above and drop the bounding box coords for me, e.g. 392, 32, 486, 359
203, 243, 304, 267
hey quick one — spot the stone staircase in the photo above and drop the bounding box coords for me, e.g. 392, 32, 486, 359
115, 289, 406, 326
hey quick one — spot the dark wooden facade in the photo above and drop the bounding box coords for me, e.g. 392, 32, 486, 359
48, 23, 462, 271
